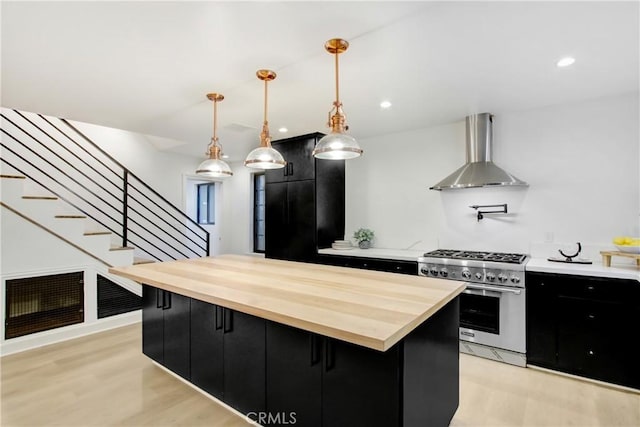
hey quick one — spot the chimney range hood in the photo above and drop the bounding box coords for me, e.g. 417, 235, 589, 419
430, 113, 528, 190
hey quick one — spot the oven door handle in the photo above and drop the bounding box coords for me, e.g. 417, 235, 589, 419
464, 283, 522, 295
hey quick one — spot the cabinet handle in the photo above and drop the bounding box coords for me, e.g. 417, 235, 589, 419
325, 338, 335, 372
288, 163, 294, 176
163, 292, 171, 310
223, 309, 233, 333
587, 286, 595, 291
156, 289, 162, 309
284, 163, 289, 176
215, 306, 223, 330
587, 314, 595, 320
310, 334, 321, 366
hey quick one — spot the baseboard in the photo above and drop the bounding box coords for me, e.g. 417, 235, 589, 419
527, 364, 640, 395
0, 310, 141, 356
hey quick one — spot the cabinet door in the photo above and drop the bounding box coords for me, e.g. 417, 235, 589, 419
526, 274, 558, 367
163, 292, 191, 380
286, 180, 316, 262
265, 182, 288, 260
266, 323, 322, 427
142, 285, 164, 364
280, 136, 315, 182
223, 310, 266, 415
323, 339, 400, 427
190, 299, 224, 399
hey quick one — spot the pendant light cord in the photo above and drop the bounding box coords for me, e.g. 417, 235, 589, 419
334, 50, 340, 105
263, 79, 269, 125
212, 99, 218, 143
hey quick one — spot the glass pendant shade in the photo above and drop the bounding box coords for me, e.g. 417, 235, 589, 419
313, 132, 361, 160
313, 38, 362, 160
196, 157, 233, 177
244, 146, 286, 169
245, 69, 286, 170
197, 93, 232, 178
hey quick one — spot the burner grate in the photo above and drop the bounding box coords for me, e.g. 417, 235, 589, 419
423, 249, 527, 264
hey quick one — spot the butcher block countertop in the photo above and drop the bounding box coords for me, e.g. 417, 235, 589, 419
109, 254, 465, 351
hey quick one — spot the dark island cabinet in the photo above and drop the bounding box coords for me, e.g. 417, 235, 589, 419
190, 299, 224, 399
318, 254, 419, 276
526, 272, 640, 389
266, 298, 459, 427
265, 133, 345, 262
142, 285, 190, 380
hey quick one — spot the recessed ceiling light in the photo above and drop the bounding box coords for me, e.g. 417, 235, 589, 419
278, 127, 288, 133
221, 154, 229, 159
556, 57, 575, 68
380, 101, 392, 109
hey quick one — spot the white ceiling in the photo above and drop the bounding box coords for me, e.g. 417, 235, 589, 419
2, 1, 638, 162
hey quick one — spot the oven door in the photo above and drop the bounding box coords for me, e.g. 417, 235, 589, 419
459, 283, 526, 354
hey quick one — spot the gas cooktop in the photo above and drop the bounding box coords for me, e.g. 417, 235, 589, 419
423, 249, 528, 264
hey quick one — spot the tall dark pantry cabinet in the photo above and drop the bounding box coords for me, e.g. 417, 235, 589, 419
265, 133, 345, 262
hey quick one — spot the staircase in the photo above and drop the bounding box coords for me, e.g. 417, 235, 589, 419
0, 108, 210, 265
1, 174, 142, 267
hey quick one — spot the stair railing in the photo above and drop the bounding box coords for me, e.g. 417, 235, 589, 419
0, 108, 210, 261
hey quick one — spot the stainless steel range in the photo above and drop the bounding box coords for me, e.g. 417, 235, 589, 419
418, 249, 529, 367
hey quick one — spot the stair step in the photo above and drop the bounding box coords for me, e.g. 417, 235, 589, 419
55, 215, 87, 219
84, 231, 112, 236
133, 257, 155, 265
0, 174, 26, 179
110, 246, 135, 252
22, 195, 58, 200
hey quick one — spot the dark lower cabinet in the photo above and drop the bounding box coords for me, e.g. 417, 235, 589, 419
266, 298, 460, 427
190, 299, 224, 399
143, 285, 460, 426
142, 285, 190, 379
527, 272, 640, 389
223, 310, 266, 415
266, 324, 323, 427
318, 254, 419, 275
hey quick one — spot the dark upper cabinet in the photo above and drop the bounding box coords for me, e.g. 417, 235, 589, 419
265, 135, 315, 183
141, 285, 190, 380
526, 272, 640, 389
265, 133, 345, 262
190, 299, 224, 400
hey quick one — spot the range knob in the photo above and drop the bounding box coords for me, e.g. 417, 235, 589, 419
510, 275, 521, 284
430, 267, 439, 276
475, 272, 483, 280
461, 269, 471, 280
439, 268, 448, 278
486, 272, 496, 282
498, 273, 509, 283
420, 268, 429, 276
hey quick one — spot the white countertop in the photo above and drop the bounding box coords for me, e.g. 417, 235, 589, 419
318, 247, 424, 262
318, 248, 640, 282
526, 258, 640, 282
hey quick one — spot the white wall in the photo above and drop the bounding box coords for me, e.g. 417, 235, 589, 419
345, 92, 640, 259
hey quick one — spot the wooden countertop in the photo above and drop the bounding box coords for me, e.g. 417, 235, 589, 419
109, 254, 465, 351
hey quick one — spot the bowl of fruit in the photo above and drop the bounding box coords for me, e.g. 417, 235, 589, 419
613, 236, 640, 253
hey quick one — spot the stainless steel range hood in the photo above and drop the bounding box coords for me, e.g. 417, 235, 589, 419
430, 113, 528, 190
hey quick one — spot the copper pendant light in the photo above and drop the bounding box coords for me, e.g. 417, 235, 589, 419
244, 70, 286, 169
196, 93, 233, 178
313, 38, 363, 160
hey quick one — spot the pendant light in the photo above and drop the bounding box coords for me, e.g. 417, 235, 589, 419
313, 38, 363, 160
244, 70, 286, 169
196, 93, 233, 178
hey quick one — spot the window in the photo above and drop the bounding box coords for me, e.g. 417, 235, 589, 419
197, 183, 215, 224
254, 173, 265, 253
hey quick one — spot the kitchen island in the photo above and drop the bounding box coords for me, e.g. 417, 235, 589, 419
110, 254, 465, 427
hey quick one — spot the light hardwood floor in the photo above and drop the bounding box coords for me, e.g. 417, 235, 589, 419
1, 323, 639, 426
